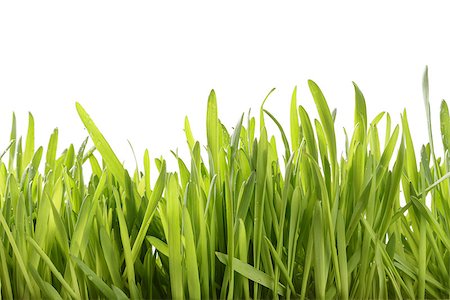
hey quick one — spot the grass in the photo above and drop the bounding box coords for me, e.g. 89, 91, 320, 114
1, 67, 450, 299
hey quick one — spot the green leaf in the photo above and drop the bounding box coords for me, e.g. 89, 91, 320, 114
207, 89, 219, 173
29, 265, 63, 300
23, 112, 35, 171
313, 201, 326, 300
146, 236, 169, 257
167, 175, 184, 300
100, 228, 123, 289
440, 100, 450, 153
131, 162, 166, 262
264, 237, 296, 294
353, 82, 367, 133
308, 80, 336, 167
113, 189, 139, 300
27, 236, 78, 299
72, 256, 116, 300
216, 252, 286, 296
183, 206, 201, 299
290, 86, 300, 150
76, 102, 126, 186
298, 105, 318, 161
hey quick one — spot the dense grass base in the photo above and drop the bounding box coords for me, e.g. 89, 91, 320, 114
1, 69, 450, 299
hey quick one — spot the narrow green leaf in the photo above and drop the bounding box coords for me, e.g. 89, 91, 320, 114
72, 256, 116, 300
183, 206, 201, 299
440, 99, 450, 153
76, 102, 126, 186
216, 252, 286, 296
290, 86, 300, 150
23, 112, 35, 170
308, 80, 336, 167
167, 175, 183, 300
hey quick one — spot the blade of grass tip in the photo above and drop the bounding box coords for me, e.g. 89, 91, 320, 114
440, 99, 450, 154
402, 110, 418, 189
167, 175, 184, 300
375, 125, 399, 186
263, 109, 291, 162
143, 149, 151, 197
298, 105, 318, 161
75, 102, 126, 186
207, 89, 219, 174
45, 128, 58, 174
308, 80, 337, 169
353, 82, 368, 134
127, 139, 139, 175
113, 188, 139, 300
290, 86, 300, 150
230, 113, 244, 170
422, 66, 441, 177
184, 116, 195, 151
22, 112, 34, 171
8, 112, 16, 171
259, 88, 276, 131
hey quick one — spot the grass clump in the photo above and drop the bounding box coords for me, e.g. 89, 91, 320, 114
1, 68, 450, 299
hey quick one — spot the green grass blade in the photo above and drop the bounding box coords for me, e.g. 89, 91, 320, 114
290, 86, 300, 150
76, 102, 126, 186
440, 99, 450, 153
216, 252, 286, 296
0, 211, 37, 298
29, 265, 63, 300
206, 89, 219, 173
167, 175, 184, 299
113, 189, 139, 300
26, 237, 78, 299
22, 113, 34, 171
308, 80, 336, 168
72, 256, 116, 299
183, 206, 201, 299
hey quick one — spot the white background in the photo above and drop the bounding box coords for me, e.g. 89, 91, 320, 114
1, 2, 450, 172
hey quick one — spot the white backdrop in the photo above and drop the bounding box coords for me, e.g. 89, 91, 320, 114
1, 2, 450, 172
